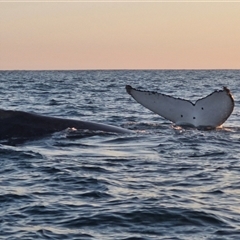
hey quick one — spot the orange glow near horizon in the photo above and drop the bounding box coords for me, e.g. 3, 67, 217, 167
0, 2, 240, 70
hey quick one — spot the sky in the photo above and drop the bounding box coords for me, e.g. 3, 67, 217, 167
0, 1, 240, 70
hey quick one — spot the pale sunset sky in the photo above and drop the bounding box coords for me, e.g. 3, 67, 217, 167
0, 1, 240, 70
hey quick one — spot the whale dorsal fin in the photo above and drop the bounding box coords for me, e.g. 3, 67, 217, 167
126, 85, 234, 128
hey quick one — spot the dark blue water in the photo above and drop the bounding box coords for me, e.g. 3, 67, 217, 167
0, 70, 240, 239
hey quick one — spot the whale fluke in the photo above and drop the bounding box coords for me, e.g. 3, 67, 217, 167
126, 85, 234, 128
0, 109, 133, 142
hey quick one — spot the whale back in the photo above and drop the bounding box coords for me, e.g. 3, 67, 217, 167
0, 109, 132, 141
126, 85, 234, 128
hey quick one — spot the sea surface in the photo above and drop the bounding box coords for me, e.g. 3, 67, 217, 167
0, 70, 240, 240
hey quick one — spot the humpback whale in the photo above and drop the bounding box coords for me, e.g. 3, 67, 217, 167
0, 109, 132, 142
126, 85, 234, 128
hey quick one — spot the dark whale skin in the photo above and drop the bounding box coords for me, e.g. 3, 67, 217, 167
0, 109, 132, 140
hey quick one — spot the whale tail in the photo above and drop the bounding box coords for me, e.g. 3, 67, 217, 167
126, 85, 234, 128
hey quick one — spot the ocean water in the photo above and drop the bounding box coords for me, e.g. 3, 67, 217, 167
0, 70, 240, 240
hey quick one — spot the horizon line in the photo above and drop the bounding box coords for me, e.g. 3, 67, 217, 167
0, 68, 239, 71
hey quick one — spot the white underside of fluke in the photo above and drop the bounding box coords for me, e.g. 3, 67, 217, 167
126, 85, 234, 128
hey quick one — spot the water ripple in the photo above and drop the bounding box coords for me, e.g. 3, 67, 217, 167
1, 70, 240, 239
